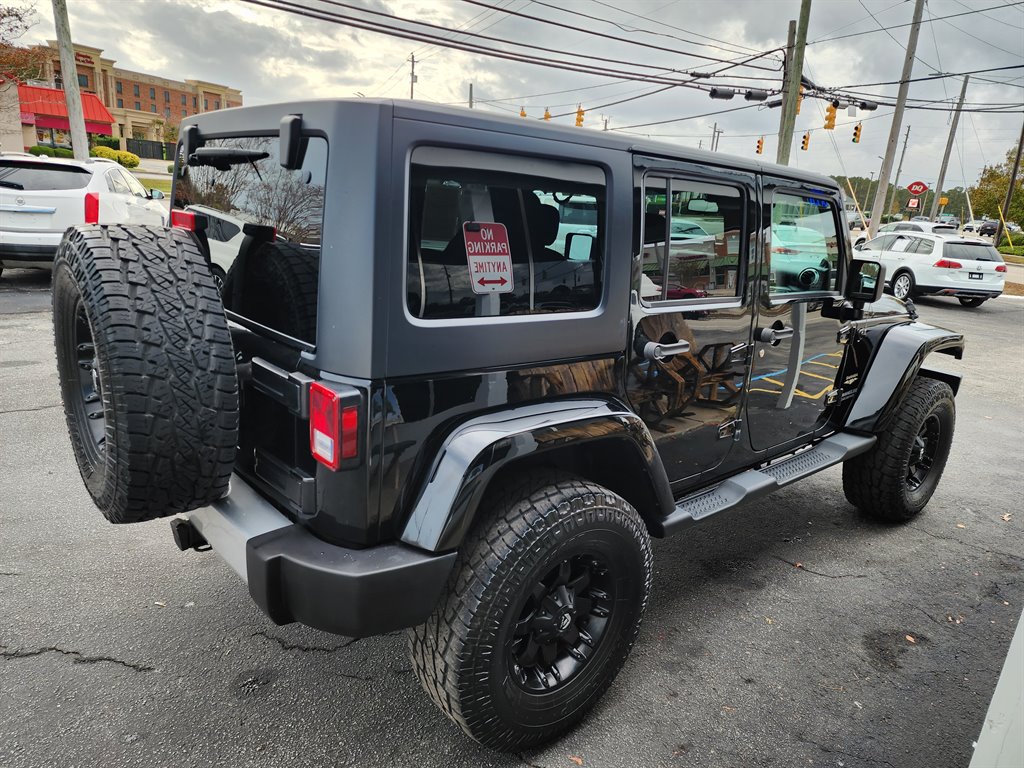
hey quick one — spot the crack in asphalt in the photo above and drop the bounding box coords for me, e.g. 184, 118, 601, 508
251, 630, 361, 654
0, 644, 154, 672
798, 737, 897, 768
0, 571, 20, 576
0, 404, 63, 415
908, 524, 1024, 562
772, 555, 868, 579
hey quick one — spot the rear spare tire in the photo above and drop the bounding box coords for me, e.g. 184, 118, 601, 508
53, 225, 238, 524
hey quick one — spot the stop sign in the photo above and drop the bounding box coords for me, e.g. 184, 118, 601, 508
907, 180, 929, 195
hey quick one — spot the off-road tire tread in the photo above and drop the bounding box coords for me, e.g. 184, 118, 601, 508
53, 225, 238, 523
842, 377, 954, 522
227, 240, 318, 341
408, 471, 652, 750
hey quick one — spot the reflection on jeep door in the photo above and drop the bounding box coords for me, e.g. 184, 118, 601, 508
626, 164, 756, 486
745, 183, 845, 450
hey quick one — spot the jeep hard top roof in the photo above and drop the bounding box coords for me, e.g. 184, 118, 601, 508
179, 98, 839, 191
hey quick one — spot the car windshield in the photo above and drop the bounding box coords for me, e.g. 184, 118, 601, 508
944, 242, 1004, 262
0, 161, 91, 190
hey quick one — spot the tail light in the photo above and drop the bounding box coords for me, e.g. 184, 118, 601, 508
170, 209, 196, 230
309, 381, 360, 470
933, 259, 962, 269
996, 264, 1007, 273
84, 192, 99, 224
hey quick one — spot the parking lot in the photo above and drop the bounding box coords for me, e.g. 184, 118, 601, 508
1, 267, 1021, 768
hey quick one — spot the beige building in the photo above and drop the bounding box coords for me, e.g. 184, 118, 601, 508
36, 41, 242, 145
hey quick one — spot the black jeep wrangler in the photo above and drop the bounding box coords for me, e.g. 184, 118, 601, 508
52, 100, 963, 750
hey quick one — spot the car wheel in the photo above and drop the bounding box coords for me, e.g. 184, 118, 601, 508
409, 471, 652, 750
891, 271, 915, 300
52, 225, 238, 524
958, 297, 986, 308
842, 377, 955, 523
210, 263, 228, 294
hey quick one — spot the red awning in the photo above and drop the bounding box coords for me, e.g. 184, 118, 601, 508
18, 84, 115, 133
34, 115, 112, 135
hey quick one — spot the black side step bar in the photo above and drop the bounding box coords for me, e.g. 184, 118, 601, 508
661, 432, 876, 536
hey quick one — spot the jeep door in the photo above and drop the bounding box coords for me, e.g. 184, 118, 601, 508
626, 162, 757, 488
745, 181, 845, 452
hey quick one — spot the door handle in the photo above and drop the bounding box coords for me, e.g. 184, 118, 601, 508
644, 340, 690, 361
756, 325, 794, 344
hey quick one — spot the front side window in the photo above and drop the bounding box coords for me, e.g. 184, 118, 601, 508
641, 176, 743, 302
769, 191, 841, 294
174, 135, 327, 344
407, 147, 605, 320
106, 169, 130, 194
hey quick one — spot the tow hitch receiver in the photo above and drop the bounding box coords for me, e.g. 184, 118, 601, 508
170, 518, 210, 552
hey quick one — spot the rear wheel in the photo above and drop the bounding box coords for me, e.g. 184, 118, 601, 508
53, 225, 238, 524
843, 377, 955, 523
958, 296, 986, 308
891, 271, 915, 301
409, 472, 652, 750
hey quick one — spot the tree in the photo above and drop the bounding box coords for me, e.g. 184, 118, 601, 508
1, 4, 47, 82
1, 3, 36, 45
969, 144, 1023, 225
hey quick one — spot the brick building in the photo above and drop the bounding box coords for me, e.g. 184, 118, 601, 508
29, 40, 242, 146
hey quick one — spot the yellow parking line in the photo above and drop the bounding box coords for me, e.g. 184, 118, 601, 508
799, 369, 837, 382
808, 360, 839, 369
761, 377, 833, 400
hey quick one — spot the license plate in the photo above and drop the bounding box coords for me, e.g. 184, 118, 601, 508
968, 272, 983, 280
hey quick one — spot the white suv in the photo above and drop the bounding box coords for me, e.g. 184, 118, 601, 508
0, 154, 167, 278
855, 231, 1005, 307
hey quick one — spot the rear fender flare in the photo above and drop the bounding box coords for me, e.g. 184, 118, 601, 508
399, 399, 674, 553
844, 321, 963, 434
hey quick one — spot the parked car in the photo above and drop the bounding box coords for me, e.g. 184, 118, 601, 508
935, 214, 960, 227
852, 220, 958, 247
978, 220, 999, 237
183, 203, 245, 288
845, 210, 869, 230
855, 231, 1005, 306
50, 99, 964, 751
910, 215, 930, 222
0, 154, 165, 278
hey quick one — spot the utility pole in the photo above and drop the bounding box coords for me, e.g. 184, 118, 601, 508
929, 75, 969, 220
993, 117, 1024, 246
468, 82, 473, 108
777, 20, 796, 157
868, 0, 925, 237
776, 0, 811, 166
409, 53, 416, 99
52, 0, 88, 160
711, 122, 724, 151
885, 125, 911, 221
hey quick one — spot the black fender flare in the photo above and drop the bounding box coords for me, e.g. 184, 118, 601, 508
844, 321, 964, 434
399, 399, 675, 553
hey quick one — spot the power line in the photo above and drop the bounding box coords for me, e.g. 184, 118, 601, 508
931, 7, 1024, 59
836, 63, 1024, 89
946, 0, 1024, 29
807, 1, 1024, 43
458, 0, 784, 71
611, 103, 765, 132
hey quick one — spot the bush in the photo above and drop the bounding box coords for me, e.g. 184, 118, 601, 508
29, 145, 55, 157
167, 164, 175, 174
115, 150, 140, 169
91, 145, 118, 160
92, 136, 120, 150
998, 245, 1024, 258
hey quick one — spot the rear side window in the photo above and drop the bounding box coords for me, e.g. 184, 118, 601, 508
174, 136, 327, 345
910, 238, 934, 255
407, 147, 605, 320
944, 242, 1003, 262
0, 161, 91, 191
769, 192, 841, 294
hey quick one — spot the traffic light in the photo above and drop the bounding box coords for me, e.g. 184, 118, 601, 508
801, 131, 810, 151
824, 102, 837, 130
575, 105, 585, 127
543, 107, 551, 121
520, 106, 527, 118
852, 122, 862, 143
796, 85, 804, 115
756, 136, 764, 154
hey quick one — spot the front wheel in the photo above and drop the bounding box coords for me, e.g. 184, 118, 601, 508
958, 296, 986, 308
843, 377, 955, 522
891, 271, 915, 301
409, 472, 653, 750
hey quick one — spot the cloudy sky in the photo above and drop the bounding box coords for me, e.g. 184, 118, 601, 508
14, 0, 1024, 192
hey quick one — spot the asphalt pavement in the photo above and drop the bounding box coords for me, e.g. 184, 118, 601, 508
1, 267, 1022, 768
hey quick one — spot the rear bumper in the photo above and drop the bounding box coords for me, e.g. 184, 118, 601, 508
916, 283, 1002, 299
0, 241, 58, 265
185, 475, 456, 637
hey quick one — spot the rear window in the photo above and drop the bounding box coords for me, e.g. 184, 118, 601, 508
0, 161, 91, 191
931, 225, 957, 236
944, 242, 1003, 262
173, 136, 327, 345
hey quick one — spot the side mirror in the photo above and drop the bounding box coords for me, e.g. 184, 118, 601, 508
149, 188, 165, 200
565, 232, 594, 261
853, 241, 864, 251
846, 258, 885, 304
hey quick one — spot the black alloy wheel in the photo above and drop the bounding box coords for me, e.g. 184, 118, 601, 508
509, 554, 615, 693
71, 298, 106, 467
906, 413, 941, 492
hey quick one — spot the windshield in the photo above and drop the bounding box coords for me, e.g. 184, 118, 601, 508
944, 242, 1003, 262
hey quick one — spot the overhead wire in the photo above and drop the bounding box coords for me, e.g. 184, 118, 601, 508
807, 1, 1024, 43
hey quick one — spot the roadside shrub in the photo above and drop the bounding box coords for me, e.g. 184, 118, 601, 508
91, 145, 118, 160
997, 245, 1023, 258
115, 150, 140, 169
92, 136, 120, 150
167, 164, 175, 174
29, 145, 55, 157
